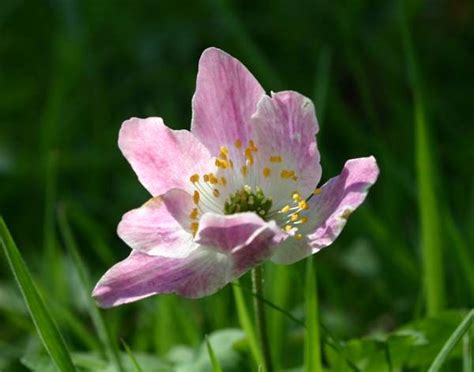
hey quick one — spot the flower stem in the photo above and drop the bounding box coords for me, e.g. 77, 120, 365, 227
251, 266, 273, 372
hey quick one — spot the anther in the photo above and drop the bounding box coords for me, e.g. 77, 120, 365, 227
213, 189, 220, 198
313, 188, 322, 195
270, 155, 282, 163
190, 174, 199, 183
191, 222, 199, 236
263, 167, 271, 177
298, 200, 309, 210
292, 192, 302, 202
295, 233, 303, 240
189, 208, 199, 219
234, 139, 242, 149
290, 213, 299, 222
280, 205, 290, 213
220, 177, 227, 186
193, 191, 200, 204
241, 165, 248, 176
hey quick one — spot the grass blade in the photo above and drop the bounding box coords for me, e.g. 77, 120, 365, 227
232, 280, 263, 366
121, 339, 143, 372
305, 256, 322, 372
0, 216, 76, 371
428, 309, 474, 371
206, 336, 223, 372
57, 205, 124, 371
399, 1, 445, 316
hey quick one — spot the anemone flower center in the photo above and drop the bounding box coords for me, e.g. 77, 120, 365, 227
224, 185, 273, 217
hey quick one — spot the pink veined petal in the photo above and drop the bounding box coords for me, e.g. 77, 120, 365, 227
93, 212, 284, 307
251, 91, 321, 201
117, 189, 196, 258
119, 117, 213, 196
92, 248, 234, 308
195, 212, 284, 272
191, 47, 265, 155
271, 156, 379, 264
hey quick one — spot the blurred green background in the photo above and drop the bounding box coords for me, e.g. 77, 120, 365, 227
1, 0, 473, 370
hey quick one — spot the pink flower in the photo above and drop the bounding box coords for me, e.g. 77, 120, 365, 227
92, 48, 379, 308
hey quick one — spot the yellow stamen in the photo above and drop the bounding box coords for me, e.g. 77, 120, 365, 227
189, 208, 199, 219
203, 174, 210, 182
215, 159, 228, 169
219, 146, 229, 159
270, 155, 282, 163
298, 216, 308, 224
292, 192, 302, 202
228, 159, 234, 169
241, 165, 248, 176
298, 200, 309, 210
193, 191, 200, 204
295, 233, 303, 240
234, 139, 242, 149
281, 169, 295, 179
213, 189, 220, 197
280, 205, 290, 213
290, 213, 299, 222
220, 177, 227, 186
209, 173, 218, 184
313, 188, 322, 195
263, 167, 271, 177
189, 174, 199, 183
284, 225, 293, 232
248, 140, 257, 151
245, 148, 254, 165
191, 222, 199, 236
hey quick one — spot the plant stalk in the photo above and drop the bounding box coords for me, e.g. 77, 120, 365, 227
251, 266, 273, 372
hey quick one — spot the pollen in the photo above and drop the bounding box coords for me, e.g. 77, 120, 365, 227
281, 169, 296, 179
290, 213, 299, 222
209, 173, 219, 184
213, 189, 220, 197
313, 188, 322, 195
193, 191, 200, 204
295, 233, 303, 240
245, 148, 254, 165
228, 159, 234, 169
292, 192, 302, 202
298, 216, 308, 224
234, 139, 242, 149
241, 165, 248, 176
270, 155, 282, 163
248, 140, 257, 151
189, 174, 199, 183
215, 159, 228, 169
298, 200, 309, 210
263, 167, 271, 177
203, 174, 210, 182
220, 177, 227, 186
189, 208, 199, 220
219, 146, 229, 159
191, 222, 199, 236
284, 225, 293, 232
280, 205, 290, 213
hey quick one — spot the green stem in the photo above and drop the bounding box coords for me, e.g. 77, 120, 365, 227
251, 266, 273, 372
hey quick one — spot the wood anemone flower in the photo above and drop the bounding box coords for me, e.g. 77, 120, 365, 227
92, 48, 379, 308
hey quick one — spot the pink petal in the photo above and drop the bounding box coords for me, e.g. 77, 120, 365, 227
252, 91, 321, 199
195, 212, 284, 272
92, 249, 234, 307
119, 117, 213, 196
271, 157, 379, 264
94, 212, 284, 307
117, 189, 196, 258
191, 48, 265, 155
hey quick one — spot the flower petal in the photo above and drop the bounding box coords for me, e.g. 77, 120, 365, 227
191, 47, 265, 155
252, 91, 321, 204
271, 156, 379, 264
195, 212, 284, 274
92, 248, 234, 307
119, 117, 213, 196
117, 189, 196, 258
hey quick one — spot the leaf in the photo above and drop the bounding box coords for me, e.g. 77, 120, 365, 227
0, 216, 76, 371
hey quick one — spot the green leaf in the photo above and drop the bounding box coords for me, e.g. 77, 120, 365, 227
121, 339, 143, 372
428, 309, 474, 371
57, 205, 124, 371
0, 216, 76, 371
